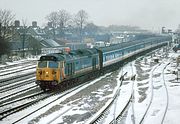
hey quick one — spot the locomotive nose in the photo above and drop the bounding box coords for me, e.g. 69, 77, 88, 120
37, 69, 58, 81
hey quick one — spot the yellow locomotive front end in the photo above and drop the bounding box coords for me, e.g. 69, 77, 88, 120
36, 54, 66, 90
36, 60, 63, 90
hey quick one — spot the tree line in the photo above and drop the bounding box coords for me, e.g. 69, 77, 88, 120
46, 9, 89, 41
0, 9, 91, 57
1, 8, 171, 58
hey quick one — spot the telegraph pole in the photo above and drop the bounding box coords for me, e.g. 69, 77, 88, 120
22, 27, 25, 58
21, 19, 28, 58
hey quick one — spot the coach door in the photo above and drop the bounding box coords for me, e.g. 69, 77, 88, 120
67, 63, 75, 76
92, 58, 96, 70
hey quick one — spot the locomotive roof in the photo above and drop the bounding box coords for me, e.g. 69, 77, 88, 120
39, 53, 66, 61
39, 48, 99, 61
70, 48, 98, 56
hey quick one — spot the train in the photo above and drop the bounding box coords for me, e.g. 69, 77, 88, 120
36, 35, 171, 90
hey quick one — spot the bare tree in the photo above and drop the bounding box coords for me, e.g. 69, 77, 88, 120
46, 11, 59, 39
74, 10, 88, 42
0, 9, 15, 40
0, 9, 15, 57
57, 9, 71, 38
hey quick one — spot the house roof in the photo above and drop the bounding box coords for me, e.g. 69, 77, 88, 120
44, 39, 60, 47
42, 39, 60, 47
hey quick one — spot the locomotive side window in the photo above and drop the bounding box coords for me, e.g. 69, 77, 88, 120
49, 61, 58, 68
38, 61, 47, 68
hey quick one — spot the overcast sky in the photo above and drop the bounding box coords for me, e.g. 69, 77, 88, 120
0, 0, 180, 31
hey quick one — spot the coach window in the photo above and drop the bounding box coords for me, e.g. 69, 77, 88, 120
49, 61, 58, 68
38, 61, 47, 68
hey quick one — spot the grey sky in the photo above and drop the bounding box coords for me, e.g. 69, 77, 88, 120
0, 0, 180, 31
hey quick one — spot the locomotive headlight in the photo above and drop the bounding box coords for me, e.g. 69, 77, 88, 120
46, 71, 49, 74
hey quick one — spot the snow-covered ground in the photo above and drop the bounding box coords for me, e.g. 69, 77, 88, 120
0, 58, 37, 80
0, 48, 180, 124
0, 57, 38, 67
122, 49, 180, 124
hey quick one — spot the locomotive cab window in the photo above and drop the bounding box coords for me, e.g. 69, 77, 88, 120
49, 61, 58, 68
38, 61, 47, 68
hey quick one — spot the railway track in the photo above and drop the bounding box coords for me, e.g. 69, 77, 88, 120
0, 64, 36, 74
87, 62, 138, 124
138, 61, 170, 124
0, 77, 35, 93
0, 65, 36, 77
0, 91, 44, 107
138, 63, 160, 124
161, 63, 170, 124
0, 91, 50, 120
88, 72, 127, 124
130, 62, 136, 124
0, 60, 36, 71
10, 80, 102, 124
0, 71, 35, 84
0, 72, 113, 124
108, 62, 136, 124
87, 60, 139, 124
0, 84, 39, 104
0, 66, 36, 80
109, 62, 136, 124
0, 74, 40, 106
0, 61, 36, 85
